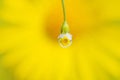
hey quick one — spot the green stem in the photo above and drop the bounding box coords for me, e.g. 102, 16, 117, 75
61, 0, 69, 34
62, 0, 66, 22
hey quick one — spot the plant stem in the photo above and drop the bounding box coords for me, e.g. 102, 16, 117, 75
62, 0, 66, 22
61, 0, 70, 34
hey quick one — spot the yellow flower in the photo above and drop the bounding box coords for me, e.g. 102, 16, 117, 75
0, 0, 120, 80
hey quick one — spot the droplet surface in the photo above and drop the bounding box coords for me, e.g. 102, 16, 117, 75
58, 33, 72, 48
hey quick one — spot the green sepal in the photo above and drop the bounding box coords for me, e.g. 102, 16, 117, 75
61, 21, 70, 34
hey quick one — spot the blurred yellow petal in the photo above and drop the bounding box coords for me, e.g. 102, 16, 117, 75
0, 0, 120, 80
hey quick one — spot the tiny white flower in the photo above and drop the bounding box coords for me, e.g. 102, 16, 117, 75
58, 0, 72, 48
58, 33, 72, 48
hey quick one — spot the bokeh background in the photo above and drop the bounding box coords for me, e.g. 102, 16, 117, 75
0, 0, 120, 80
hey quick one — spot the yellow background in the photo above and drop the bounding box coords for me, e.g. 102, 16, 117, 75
0, 0, 120, 80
